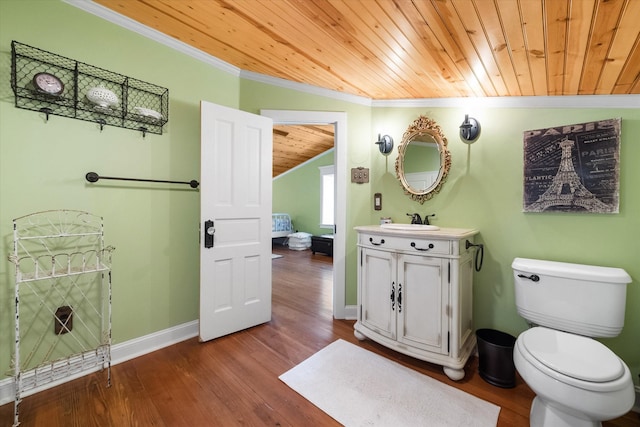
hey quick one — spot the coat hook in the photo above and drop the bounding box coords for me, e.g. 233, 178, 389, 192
39, 107, 52, 122
97, 119, 106, 132
139, 126, 147, 138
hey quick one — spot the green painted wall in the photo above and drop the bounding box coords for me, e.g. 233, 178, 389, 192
371, 107, 640, 379
273, 150, 334, 237
1, 0, 638, 392
0, 0, 239, 374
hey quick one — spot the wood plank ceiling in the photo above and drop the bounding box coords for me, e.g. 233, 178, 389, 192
93, 0, 640, 174
273, 125, 334, 177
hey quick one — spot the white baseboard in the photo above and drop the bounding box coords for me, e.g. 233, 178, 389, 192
110, 320, 199, 365
0, 320, 199, 406
0, 307, 358, 408
343, 304, 357, 320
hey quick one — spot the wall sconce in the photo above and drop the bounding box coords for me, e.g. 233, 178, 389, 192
375, 134, 394, 155
459, 115, 481, 144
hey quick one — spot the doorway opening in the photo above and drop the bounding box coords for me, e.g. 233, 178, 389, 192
262, 110, 347, 319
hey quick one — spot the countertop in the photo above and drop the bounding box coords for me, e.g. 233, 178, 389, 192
354, 225, 479, 240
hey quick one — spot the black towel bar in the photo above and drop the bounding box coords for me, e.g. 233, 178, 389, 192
85, 172, 199, 188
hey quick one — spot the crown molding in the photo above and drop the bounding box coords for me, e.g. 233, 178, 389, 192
240, 70, 372, 106
372, 94, 640, 109
65, 1, 639, 110
63, 0, 241, 76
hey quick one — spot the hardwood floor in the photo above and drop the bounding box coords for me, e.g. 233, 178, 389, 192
1, 245, 638, 426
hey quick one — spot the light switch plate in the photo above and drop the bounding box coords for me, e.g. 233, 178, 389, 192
351, 167, 369, 183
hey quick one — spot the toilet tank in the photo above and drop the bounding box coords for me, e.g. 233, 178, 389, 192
512, 258, 632, 337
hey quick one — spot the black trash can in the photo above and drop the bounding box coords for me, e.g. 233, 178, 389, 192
476, 329, 517, 388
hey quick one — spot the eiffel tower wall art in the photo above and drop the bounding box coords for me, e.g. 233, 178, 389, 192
523, 118, 621, 214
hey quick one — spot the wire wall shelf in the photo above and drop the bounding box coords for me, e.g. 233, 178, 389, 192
11, 41, 169, 135
9, 210, 114, 427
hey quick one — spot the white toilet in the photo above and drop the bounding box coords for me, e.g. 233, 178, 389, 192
512, 257, 635, 427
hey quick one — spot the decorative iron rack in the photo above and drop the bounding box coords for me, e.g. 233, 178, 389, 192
10, 41, 169, 135
9, 210, 113, 427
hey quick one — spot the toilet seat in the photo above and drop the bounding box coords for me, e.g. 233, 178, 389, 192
518, 327, 628, 392
520, 327, 624, 382
515, 327, 636, 425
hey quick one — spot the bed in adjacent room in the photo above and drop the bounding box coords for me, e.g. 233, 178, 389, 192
272, 213, 293, 244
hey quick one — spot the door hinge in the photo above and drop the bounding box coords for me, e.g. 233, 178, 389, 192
447, 261, 451, 284
447, 331, 450, 353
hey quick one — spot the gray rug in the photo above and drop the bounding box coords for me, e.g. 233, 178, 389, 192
279, 339, 500, 427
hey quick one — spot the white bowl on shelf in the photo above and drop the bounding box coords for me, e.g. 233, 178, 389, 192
133, 106, 163, 120
86, 86, 119, 108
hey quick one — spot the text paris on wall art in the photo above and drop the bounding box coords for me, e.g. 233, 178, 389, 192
523, 118, 621, 214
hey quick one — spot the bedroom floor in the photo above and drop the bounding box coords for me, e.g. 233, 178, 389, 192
0, 245, 637, 426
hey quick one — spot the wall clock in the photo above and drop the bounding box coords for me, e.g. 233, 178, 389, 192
32, 72, 64, 96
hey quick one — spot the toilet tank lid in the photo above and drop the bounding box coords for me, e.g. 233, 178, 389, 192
512, 258, 631, 284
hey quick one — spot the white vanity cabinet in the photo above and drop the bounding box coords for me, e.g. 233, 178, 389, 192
354, 225, 478, 380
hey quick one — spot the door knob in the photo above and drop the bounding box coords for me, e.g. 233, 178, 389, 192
204, 220, 214, 248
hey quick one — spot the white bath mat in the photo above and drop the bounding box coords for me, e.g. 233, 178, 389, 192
279, 339, 500, 427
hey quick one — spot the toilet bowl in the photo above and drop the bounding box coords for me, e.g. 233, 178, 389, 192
512, 258, 634, 426
514, 327, 634, 427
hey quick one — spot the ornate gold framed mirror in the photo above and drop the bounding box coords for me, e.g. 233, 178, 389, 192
395, 115, 451, 204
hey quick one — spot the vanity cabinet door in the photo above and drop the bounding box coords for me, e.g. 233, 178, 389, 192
359, 248, 396, 340
396, 254, 448, 354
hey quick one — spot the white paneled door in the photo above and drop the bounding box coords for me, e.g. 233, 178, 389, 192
199, 101, 273, 342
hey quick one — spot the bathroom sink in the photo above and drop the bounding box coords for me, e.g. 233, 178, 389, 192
380, 223, 440, 231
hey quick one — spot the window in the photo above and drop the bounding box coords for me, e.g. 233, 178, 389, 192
319, 165, 334, 229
